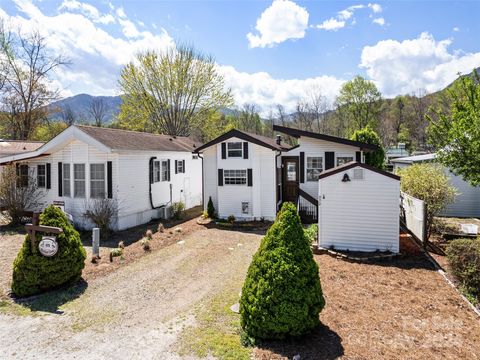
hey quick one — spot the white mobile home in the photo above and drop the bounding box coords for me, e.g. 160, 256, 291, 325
317, 162, 400, 253
392, 153, 480, 218
0, 125, 202, 230
195, 126, 377, 222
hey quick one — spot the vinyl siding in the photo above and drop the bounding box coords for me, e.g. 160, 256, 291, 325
17, 140, 202, 230
202, 137, 276, 220
318, 166, 400, 253
280, 136, 361, 201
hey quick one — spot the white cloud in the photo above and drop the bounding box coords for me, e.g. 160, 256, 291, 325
317, 18, 345, 31
360, 32, 480, 96
247, 0, 309, 48
218, 65, 344, 113
59, 0, 114, 24
453, 27, 459, 32
2, 0, 175, 96
372, 17, 385, 26
368, 3, 382, 13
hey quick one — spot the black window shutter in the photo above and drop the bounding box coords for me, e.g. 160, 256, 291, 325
218, 169, 223, 186
182, 160, 185, 173
46, 163, 51, 189
58, 162, 63, 196
167, 159, 171, 181
243, 142, 249, 159
247, 168, 253, 186
300, 152, 305, 183
107, 161, 113, 198
221, 143, 226, 159
175, 160, 178, 174
325, 151, 335, 170
149, 160, 153, 184
355, 151, 361, 162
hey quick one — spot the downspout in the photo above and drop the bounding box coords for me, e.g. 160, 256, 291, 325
197, 152, 204, 210
275, 150, 282, 212
149, 156, 173, 210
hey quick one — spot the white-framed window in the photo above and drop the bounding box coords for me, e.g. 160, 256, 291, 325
224, 169, 247, 185
17, 164, 29, 187
337, 156, 354, 166
37, 164, 46, 188
176, 160, 184, 174
161, 160, 169, 181
306, 157, 323, 181
227, 142, 243, 158
90, 163, 106, 198
192, 155, 199, 160
153, 160, 161, 182
74, 164, 86, 198
63, 163, 71, 197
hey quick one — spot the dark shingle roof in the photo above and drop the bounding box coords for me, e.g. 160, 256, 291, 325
76, 125, 198, 152
0, 140, 44, 158
194, 129, 291, 152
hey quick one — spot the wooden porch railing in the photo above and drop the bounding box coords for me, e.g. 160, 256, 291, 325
297, 188, 318, 223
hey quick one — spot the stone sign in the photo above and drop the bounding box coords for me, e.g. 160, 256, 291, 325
39, 236, 58, 257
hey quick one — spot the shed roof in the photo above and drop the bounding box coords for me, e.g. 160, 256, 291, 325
76, 125, 198, 152
0, 140, 44, 158
194, 128, 291, 152
317, 161, 400, 181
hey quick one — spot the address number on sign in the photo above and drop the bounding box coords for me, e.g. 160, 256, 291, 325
39, 236, 58, 257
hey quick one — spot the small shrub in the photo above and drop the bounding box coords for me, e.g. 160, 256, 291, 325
207, 196, 216, 218
227, 215, 236, 224
171, 201, 185, 220
83, 198, 118, 239
140, 238, 151, 251
446, 238, 480, 300
240, 202, 325, 340
304, 224, 318, 243
109, 248, 123, 262
201, 210, 209, 219
157, 223, 165, 233
145, 229, 153, 240
11, 205, 86, 297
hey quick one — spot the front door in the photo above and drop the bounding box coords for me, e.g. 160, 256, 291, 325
282, 157, 299, 203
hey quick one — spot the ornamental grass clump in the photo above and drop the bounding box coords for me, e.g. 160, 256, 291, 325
240, 202, 325, 340
11, 206, 86, 297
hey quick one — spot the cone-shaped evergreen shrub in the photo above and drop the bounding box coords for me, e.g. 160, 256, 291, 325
207, 196, 215, 218
11, 205, 86, 297
240, 202, 325, 340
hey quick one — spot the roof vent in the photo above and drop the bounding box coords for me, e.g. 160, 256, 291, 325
276, 135, 282, 145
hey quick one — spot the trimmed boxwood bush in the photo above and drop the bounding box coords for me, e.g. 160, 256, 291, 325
11, 205, 87, 297
207, 196, 215, 219
446, 238, 480, 299
240, 202, 325, 340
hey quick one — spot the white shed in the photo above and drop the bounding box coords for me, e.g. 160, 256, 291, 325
317, 162, 400, 253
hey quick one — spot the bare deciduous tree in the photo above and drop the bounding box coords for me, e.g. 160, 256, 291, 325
0, 23, 69, 139
88, 98, 107, 127
61, 104, 76, 126
0, 164, 45, 225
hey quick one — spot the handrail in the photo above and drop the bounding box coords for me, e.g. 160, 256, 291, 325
298, 188, 318, 207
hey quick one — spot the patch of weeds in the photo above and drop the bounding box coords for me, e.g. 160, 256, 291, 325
176, 282, 251, 360
0, 300, 34, 317
70, 310, 117, 333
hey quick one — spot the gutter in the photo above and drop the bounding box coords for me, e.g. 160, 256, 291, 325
197, 153, 204, 210
275, 150, 282, 211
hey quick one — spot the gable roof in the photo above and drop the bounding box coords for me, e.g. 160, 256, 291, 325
317, 161, 400, 181
391, 153, 436, 164
75, 125, 198, 152
194, 128, 291, 152
273, 125, 379, 151
0, 140, 44, 158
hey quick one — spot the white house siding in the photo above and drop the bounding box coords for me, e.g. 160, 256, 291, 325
279, 136, 360, 201
22, 139, 119, 229
116, 151, 202, 230
202, 137, 277, 221
394, 162, 480, 218
318, 167, 400, 253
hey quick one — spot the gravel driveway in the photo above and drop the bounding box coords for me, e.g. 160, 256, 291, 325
0, 227, 262, 359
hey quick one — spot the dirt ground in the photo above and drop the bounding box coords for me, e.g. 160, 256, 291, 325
1, 220, 480, 359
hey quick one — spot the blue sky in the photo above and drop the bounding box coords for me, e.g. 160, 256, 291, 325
1, 0, 479, 112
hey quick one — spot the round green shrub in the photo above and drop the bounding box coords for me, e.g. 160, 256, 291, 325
11, 205, 87, 297
446, 238, 480, 298
240, 202, 325, 340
